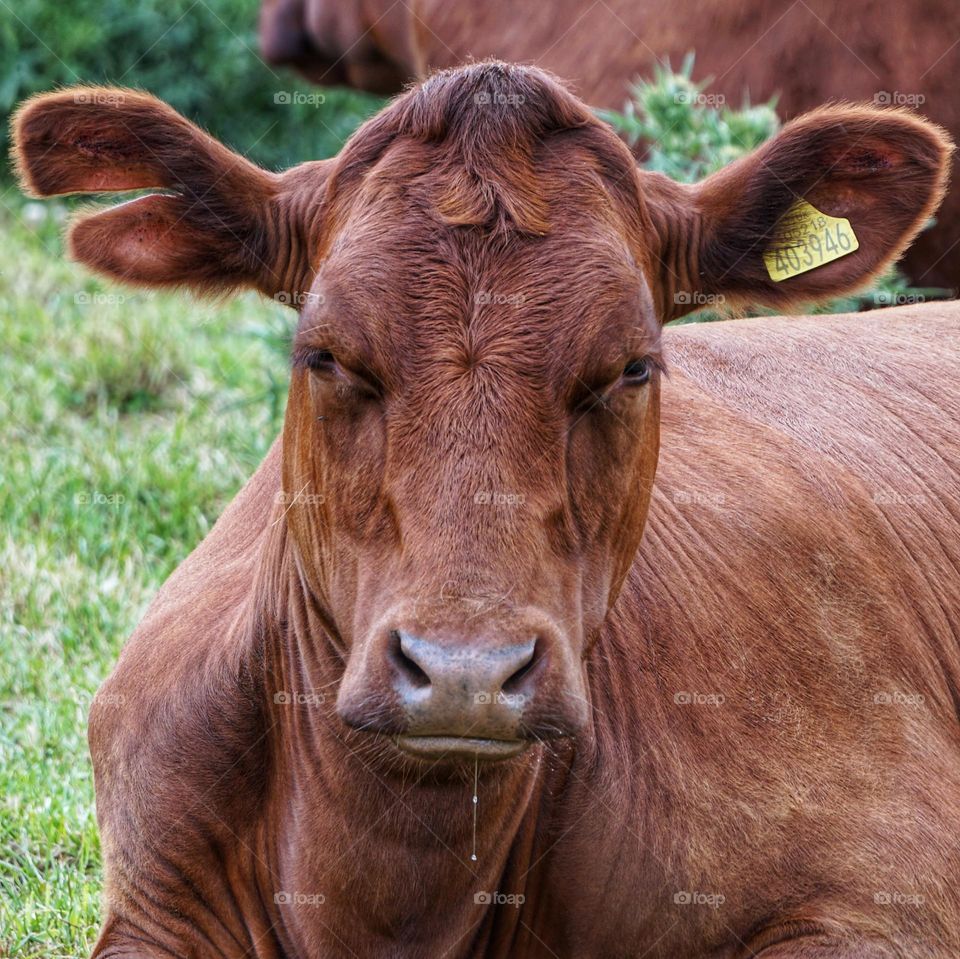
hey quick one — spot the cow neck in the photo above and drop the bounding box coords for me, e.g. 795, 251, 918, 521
250, 514, 558, 929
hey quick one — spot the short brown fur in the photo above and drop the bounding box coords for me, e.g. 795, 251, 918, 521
12, 63, 960, 958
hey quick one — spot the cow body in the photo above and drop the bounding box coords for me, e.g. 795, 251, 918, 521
89, 306, 960, 958
15, 63, 957, 957
260, 0, 960, 287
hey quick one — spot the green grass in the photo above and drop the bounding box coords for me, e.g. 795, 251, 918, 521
0, 194, 291, 957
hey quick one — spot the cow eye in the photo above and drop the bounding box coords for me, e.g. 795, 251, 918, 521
623, 357, 652, 384
298, 348, 336, 372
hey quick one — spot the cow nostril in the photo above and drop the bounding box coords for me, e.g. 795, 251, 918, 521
501, 638, 541, 696
389, 630, 431, 689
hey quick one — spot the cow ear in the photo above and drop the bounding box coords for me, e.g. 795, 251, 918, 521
12, 86, 325, 302
643, 105, 953, 321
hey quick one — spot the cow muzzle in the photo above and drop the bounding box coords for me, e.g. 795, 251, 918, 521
390, 631, 538, 759
337, 609, 587, 762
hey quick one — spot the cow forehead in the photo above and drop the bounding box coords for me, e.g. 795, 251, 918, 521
307, 223, 655, 381
302, 117, 659, 382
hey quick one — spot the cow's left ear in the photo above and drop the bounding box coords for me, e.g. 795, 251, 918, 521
12, 86, 328, 302
642, 105, 953, 321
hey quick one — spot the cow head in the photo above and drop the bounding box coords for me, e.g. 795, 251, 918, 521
15, 64, 950, 764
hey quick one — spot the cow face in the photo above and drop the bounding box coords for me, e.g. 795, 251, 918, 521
285, 169, 662, 757
15, 64, 950, 763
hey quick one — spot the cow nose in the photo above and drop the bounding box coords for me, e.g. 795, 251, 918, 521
335, 612, 587, 759
391, 631, 538, 705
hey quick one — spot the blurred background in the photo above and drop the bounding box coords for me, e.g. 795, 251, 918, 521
0, 1, 955, 955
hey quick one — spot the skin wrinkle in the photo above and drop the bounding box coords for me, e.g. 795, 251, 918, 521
12, 63, 960, 957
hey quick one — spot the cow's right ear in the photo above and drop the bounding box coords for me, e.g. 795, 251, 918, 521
12, 86, 326, 302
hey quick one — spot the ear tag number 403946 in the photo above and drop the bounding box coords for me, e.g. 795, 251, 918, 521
763, 199, 859, 282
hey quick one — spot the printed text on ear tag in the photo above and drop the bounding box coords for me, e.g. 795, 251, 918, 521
763, 199, 859, 282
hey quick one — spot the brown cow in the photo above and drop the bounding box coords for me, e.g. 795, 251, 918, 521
258, 0, 960, 288
15, 62, 960, 958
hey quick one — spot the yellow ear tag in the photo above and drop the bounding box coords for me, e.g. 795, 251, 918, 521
763, 199, 859, 282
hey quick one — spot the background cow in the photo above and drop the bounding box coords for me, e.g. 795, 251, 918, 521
15, 62, 960, 957
259, 0, 960, 288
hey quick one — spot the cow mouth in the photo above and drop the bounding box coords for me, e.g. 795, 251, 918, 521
395, 735, 530, 762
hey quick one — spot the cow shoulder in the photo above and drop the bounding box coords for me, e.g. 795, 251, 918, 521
87, 441, 284, 956
662, 305, 960, 693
